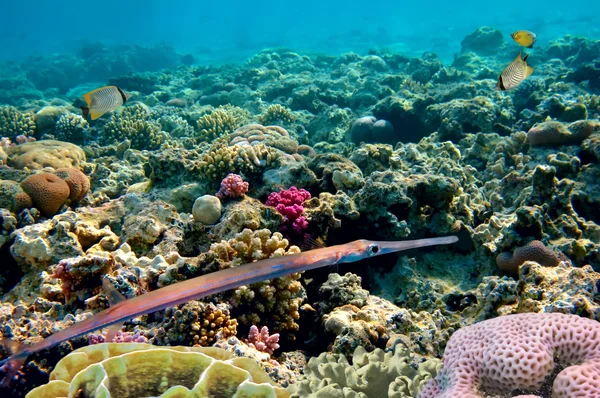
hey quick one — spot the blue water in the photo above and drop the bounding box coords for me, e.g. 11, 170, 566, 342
2, 0, 599, 65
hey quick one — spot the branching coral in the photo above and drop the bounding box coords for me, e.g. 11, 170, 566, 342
198, 140, 278, 181
195, 105, 249, 142
54, 113, 89, 144
151, 301, 238, 347
0, 105, 36, 139
209, 228, 304, 334
258, 104, 295, 126
102, 104, 165, 150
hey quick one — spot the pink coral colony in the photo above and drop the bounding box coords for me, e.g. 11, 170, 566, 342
266, 186, 311, 234
215, 173, 249, 199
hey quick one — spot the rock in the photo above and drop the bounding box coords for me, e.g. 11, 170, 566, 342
192, 195, 222, 224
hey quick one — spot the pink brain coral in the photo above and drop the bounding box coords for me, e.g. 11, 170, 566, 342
418, 313, 600, 398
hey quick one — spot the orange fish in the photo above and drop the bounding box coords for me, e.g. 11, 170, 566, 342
81, 85, 130, 120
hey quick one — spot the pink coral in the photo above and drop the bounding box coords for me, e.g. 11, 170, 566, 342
245, 325, 280, 355
266, 186, 311, 234
215, 173, 249, 199
89, 330, 148, 345
418, 313, 600, 398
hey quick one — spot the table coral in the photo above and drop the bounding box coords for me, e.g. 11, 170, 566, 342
26, 343, 290, 398
288, 345, 441, 398
419, 313, 600, 398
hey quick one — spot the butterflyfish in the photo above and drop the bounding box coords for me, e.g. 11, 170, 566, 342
496, 53, 534, 91
510, 30, 536, 48
81, 85, 130, 120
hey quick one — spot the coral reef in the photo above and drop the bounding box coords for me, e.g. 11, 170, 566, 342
102, 104, 166, 150
0, 105, 36, 139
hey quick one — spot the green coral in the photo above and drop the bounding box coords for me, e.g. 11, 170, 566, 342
103, 104, 166, 150
258, 104, 295, 125
0, 105, 36, 139
288, 345, 441, 398
55, 113, 89, 144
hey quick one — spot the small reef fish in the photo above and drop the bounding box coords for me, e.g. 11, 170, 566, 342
0, 235, 458, 384
510, 30, 537, 48
80, 85, 130, 120
496, 53, 534, 91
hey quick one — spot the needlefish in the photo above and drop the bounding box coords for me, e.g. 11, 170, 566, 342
0, 235, 458, 383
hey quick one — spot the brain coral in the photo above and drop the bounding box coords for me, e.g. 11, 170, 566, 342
26, 343, 290, 398
6, 140, 86, 170
418, 313, 600, 398
53, 167, 90, 201
496, 240, 564, 274
20, 172, 70, 216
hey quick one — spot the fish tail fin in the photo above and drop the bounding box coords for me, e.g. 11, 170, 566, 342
528, 44, 534, 49
83, 92, 93, 106
81, 106, 90, 119
0, 339, 28, 387
526, 65, 534, 77
523, 53, 530, 62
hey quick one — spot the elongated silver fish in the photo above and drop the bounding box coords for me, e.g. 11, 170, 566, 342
496, 53, 534, 91
81, 85, 130, 120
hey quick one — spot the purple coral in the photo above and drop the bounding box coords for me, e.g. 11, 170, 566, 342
246, 325, 280, 355
418, 313, 600, 398
216, 173, 249, 199
266, 186, 311, 234
89, 330, 148, 345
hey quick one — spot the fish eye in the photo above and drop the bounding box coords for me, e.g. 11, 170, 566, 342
368, 244, 380, 255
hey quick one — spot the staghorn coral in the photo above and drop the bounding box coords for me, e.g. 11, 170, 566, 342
288, 345, 441, 398
258, 104, 295, 126
151, 301, 238, 347
495, 240, 565, 275
54, 113, 89, 145
26, 343, 289, 398
102, 104, 166, 150
419, 313, 600, 398
0, 105, 36, 139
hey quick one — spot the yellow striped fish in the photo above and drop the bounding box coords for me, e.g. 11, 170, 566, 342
81, 85, 130, 120
510, 30, 536, 48
496, 53, 534, 91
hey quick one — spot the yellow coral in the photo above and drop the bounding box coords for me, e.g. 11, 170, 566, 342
198, 141, 278, 181
26, 343, 289, 398
258, 104, 295, 126
208, 229, 304, 334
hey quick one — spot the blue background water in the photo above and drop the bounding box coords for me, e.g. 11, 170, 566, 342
1, 0, 599, 64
